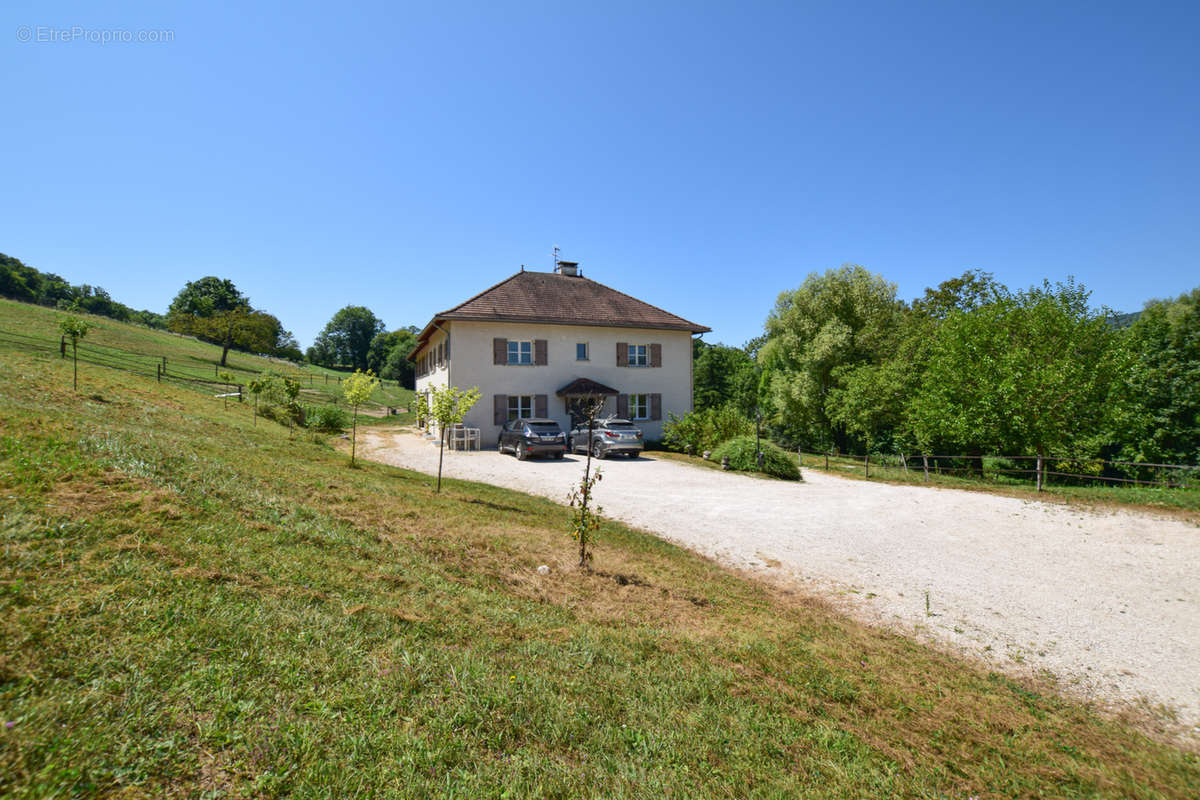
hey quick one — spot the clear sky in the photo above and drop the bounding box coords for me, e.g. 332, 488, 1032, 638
4, 1, 1198, 348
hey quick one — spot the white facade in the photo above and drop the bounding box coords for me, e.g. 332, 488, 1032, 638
414, 320, 695, 446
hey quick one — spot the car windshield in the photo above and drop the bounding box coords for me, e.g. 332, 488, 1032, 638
527, 423, 560, 433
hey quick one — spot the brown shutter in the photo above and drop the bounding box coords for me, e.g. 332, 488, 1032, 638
616, 342, 628, 367
650, 393, 662, 421
493, 338, 507, 365
534, 394, 548, 417
494, 394, 507, 425
650, 343, 662, 368
617, 394, 629, 418
534, 339, 548, 366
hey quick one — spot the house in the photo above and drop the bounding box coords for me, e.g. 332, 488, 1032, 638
410, 261, 710, 446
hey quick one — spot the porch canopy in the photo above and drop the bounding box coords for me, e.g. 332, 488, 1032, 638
556, 378, 619, 398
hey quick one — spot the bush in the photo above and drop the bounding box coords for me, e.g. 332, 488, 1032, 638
306, 404, 349, 432
662, 405, 753, 455
710, 436, 801, 481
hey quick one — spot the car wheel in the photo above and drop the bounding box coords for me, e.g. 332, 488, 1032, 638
517, 441, 528, 461
592, 440, 605, 460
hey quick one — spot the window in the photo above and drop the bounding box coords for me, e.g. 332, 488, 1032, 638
628, 344, 648, 367
507, 395, 533, 421
576, 342, 589, 361
629, 393, 649, 420
507, 340, 533, 365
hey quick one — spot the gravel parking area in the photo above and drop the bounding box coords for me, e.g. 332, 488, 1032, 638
360, 428, 1200, 736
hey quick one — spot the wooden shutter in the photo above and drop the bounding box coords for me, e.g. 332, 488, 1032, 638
493, 394, 507, 425
650, 393, 662, 421
534, 339, 548, 366
650, 343, 662, 368
535, 394, 548, 417
493, 338, 507, 365
616, 342, 628, 367
616, 394, 629, 418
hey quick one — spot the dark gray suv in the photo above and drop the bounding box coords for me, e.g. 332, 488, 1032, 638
498, 418, 567, 460
568, 418, 644, 459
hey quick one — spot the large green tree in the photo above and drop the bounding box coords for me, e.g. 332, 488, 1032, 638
310, 306, 386, 371
907, 279, 1123, 462
167, 277, 280, 366
827, 270, 1009, 453
759, 264, 903, 449
1108, 288, 1200, 465
367, 327, 419, 387
692, 339, 758, 417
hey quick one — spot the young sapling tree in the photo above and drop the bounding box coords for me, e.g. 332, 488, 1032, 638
218, 371, 234, 409
342, 369, 380, 466
567, 396, 607, 568
58, 316, 91, 391
428, 384, 482, 492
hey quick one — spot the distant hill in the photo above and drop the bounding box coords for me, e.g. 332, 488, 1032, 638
1109, 311, 1142, 329
0, 251, 166, 328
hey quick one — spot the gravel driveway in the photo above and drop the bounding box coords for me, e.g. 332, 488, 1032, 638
360, 428, 1200, 736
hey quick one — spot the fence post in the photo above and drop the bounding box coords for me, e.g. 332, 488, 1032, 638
156, 363, 161, 383
214, 364, 218, 377
238, 384, 244, 403
797, 447, 802, 467
922, 454, 930, 482
825, 450, 829, 471
900, 452, 908, 474
60, 336, 67, 358
865, 453, 870, 478
1036, 452, 1044, 492
162, 356, 167, 370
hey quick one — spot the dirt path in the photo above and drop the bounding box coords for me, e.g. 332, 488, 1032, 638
360, 427, 1200, 738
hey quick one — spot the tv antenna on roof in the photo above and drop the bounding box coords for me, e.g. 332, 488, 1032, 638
551, 245, 561, 271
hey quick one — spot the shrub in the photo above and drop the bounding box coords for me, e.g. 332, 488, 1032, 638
306, 404, 349, 432
662, 405, 753, 455
710, 436, 801, 481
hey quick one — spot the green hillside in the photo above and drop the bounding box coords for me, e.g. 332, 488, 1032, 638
0, 298, 412, 418
1, 301, 1196, 797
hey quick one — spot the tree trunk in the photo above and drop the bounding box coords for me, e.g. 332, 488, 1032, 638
220, 342, 231, 367
436, 426, 446, 492
580, 417, 594, 568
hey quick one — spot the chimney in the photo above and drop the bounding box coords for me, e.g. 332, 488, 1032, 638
556, 260, 580, 277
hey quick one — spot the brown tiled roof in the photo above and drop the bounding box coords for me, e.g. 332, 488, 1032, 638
556, 378, 619, 397
412, 270, 709, 358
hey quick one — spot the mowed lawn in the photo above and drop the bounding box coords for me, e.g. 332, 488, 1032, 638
1, 303, 1197, 798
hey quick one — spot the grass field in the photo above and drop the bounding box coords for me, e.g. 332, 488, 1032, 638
0, 298, 415, 420
1, 301, 1198, 797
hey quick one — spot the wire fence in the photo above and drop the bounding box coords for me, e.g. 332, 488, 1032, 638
798, 450, 1197, 491
0, 328, 412, 409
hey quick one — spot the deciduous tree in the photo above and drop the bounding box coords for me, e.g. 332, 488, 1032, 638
342, 370, 380, 467
428, 384, 481, 491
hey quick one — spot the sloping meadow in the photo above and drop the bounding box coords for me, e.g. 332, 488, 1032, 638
1, 305, 1197, 798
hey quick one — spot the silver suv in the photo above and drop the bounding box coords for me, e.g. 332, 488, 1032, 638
568, 418, 644, 459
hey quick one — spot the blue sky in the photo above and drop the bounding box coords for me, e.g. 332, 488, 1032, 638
3, 1, 1198, 348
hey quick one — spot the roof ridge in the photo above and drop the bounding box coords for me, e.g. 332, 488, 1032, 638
571, 273, 704, 330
